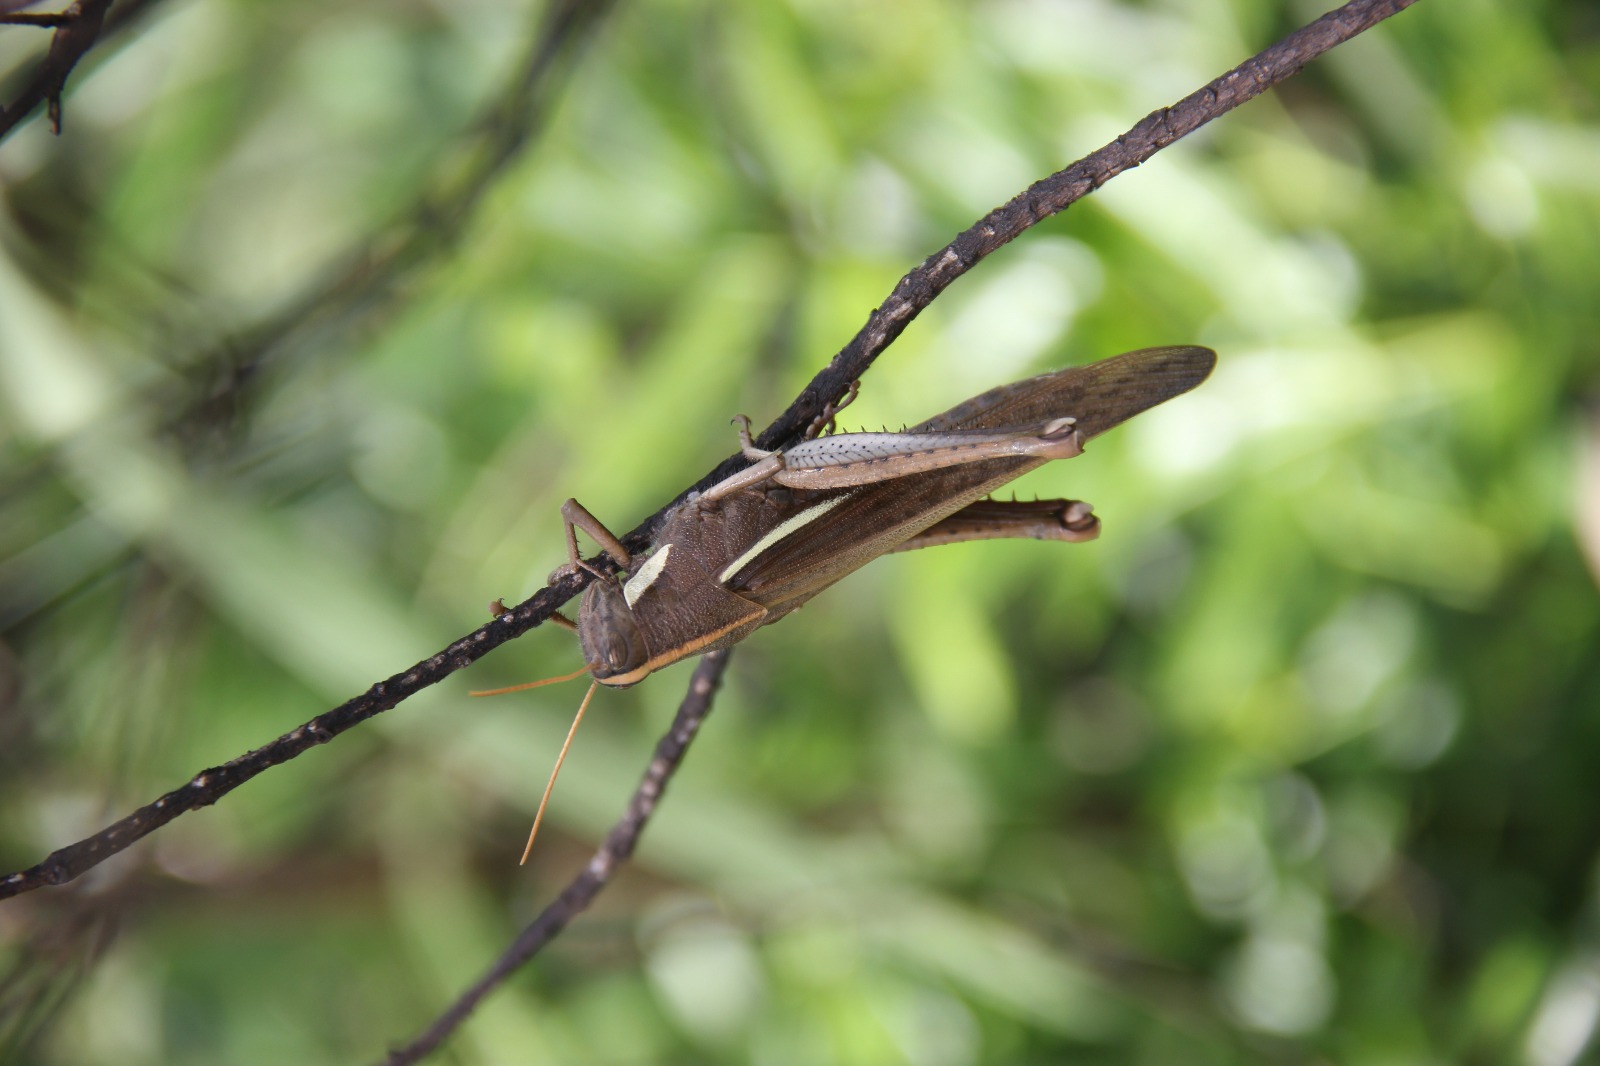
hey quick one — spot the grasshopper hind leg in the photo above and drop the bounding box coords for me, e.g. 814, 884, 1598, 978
893, 498, 1101, 553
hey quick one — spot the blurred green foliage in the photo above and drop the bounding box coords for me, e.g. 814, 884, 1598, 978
3, 0, 1599, 1063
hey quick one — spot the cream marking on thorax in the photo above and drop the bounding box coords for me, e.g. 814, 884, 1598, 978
623, 543, 673, 607
718, 495, 849, 584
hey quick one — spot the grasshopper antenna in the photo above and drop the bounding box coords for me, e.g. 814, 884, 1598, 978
468, 664, 590, 697
519, 679, 599, 865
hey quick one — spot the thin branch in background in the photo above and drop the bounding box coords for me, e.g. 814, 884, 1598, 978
2, 0, 614, 437
0, 901, 117, 1053
0, 0, 1420, 909
0, 0, 112, 139
170, 0, 619, 440
378, 650, 731, 1066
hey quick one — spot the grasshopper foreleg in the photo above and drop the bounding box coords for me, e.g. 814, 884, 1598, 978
549, 498, 633, 584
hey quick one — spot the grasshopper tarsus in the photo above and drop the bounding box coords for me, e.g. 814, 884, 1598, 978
806, 378, 862, 440
732, 414, 771, 460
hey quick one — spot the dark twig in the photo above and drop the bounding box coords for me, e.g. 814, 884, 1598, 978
378, 651, 731, 1066
0, 12, 73, 26
0, 0, 167, 141
0, 0, 112, 139
0, 573, 589, 900
0, 0, 1417, 923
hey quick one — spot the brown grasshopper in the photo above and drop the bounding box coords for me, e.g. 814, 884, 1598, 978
497, 345, 1215, 859
560, 344, 1215, 686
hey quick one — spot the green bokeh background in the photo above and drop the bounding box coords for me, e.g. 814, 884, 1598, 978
3, 0, 1599, 1063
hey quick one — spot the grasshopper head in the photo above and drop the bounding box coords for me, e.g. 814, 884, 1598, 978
577, 577, 651, 687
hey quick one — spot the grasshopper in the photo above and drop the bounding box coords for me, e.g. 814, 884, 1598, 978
497, 345, 1215, 859
560, 345, 1216, 686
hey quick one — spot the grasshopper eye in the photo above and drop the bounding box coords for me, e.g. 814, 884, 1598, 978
578, 579, 650, 684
